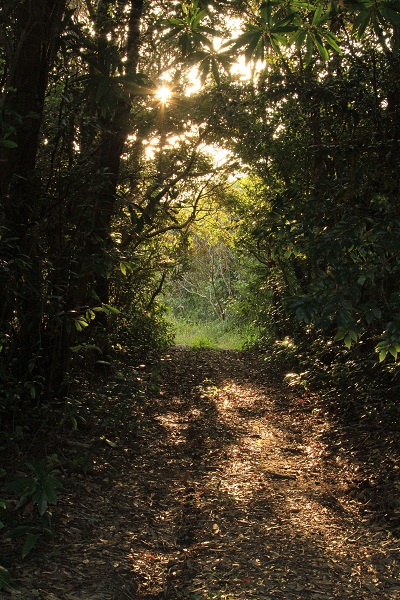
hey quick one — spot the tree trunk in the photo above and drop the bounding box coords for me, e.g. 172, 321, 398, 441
0, 0, 66, 196
0, 0, 66, 386
71, 0, 145, 355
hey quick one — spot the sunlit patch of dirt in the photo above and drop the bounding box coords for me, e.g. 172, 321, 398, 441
7, 348, 400, 600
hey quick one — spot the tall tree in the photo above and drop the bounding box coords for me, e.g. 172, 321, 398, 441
209, 1, 400, 358
2, 0, 399, 410
0, 0, 67, 382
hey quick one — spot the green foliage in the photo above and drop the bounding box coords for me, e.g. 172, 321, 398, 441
1, 459, 62, 558
0, 564, 13, 592
162, 0, 218, 58
229, 0, 389, 66
169, 316, 257, 350
3, 459, 62, 516
376, 320, 400, 362
113, 307, 174, 360
232, 1, 298, 61
279, 333, 400, 421
164, 218, 249, 324
211, 22, 400, 363
1, 0, 400, 431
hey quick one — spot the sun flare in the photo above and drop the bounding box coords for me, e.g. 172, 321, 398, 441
155, 86, 172, 104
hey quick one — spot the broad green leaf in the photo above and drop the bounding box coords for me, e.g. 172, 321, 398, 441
45, 475, 63, 490
350, 329, 359, 341
244, 31, 263, 63
0, 139, 18, 148
314, 35, 329, 60
372, 306, 382, 319
2, 476, 34, 494
260, 2, 269, 22
0, 565, 11, 590
312, 5, 323, 24
165, 17, 184, 26
231, 30, 255, 51
192, 8, 206, 27
274, 22, 298, 34
341, 299, 353, 310
344, 334, 352, 349
380, 6, 400, 26
270, 33, 284, 53
305, 33, 314, 65
75, 318, 89, 331
211, 57, 220, 85
376, 340, 389, 349
291, 0, 311, 7
22, 533, 41, 559
42, 480, 59, 505
36, 490, 48, 516
103, 304, 120, 315
247, 23, 262, 33
352, 8, 372, 38
324, 31, 342, 53
379, 349, 388, 362
334, 329, 345, 341
291, 28, 307, 50
5, 525, 40, 538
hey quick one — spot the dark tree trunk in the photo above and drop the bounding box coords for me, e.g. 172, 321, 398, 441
71, 0, 145, 356
0, 0, 66, 386
0, 0, 66, 196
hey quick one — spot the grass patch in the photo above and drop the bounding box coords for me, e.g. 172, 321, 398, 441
168, 317, 258, 350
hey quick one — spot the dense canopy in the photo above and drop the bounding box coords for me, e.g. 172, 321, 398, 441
1, 0, 400, 400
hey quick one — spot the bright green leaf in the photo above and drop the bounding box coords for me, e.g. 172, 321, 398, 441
344, 334, 352, 349
315, 36, 329, 60
323, 31, 342, 52
312, 5, 323, 25
379, 349, 388, 362
305, 33, 314, 65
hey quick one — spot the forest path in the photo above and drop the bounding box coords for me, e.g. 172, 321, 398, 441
10, 348, 399, 600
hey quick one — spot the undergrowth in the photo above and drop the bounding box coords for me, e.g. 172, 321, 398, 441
169, 316, 259, 350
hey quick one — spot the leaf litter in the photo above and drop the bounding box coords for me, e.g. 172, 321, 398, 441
3, 347, 399, 599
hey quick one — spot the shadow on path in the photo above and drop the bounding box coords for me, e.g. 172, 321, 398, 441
8, 348, 400, 600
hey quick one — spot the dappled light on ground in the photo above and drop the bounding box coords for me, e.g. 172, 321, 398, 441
124, 349, 399, 600
9, 348, 399, 599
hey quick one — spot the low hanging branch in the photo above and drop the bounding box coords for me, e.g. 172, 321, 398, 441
146, 271, 167, 310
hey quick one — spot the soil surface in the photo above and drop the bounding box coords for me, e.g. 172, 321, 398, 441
2, 348, 400, 599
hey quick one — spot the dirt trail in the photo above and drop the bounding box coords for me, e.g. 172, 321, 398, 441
8, 348, 400, 599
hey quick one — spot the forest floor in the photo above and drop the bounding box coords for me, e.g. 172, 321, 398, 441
2, 347, 400, 600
